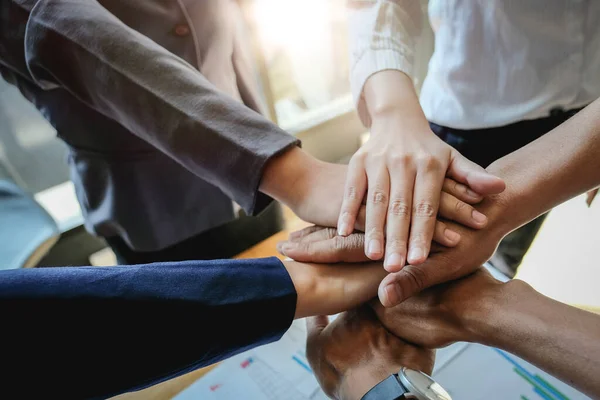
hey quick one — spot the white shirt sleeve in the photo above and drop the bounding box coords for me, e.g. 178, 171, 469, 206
347, 0, 423, 126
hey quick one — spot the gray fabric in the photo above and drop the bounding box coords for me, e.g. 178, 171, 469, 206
0, 0, 299, 251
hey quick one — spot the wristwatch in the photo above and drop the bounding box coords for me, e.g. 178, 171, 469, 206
361, 367, 452, 400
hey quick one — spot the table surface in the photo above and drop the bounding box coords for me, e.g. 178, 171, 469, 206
111, 215, 309, 400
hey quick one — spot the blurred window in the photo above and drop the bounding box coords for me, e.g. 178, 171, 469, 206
250, 0, 353, 131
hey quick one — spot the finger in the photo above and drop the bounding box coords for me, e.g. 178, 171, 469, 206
407, 158, 445, 264
378, 258, 462, 307
278, 234, 368, 263
288, 225, 324, 242
364, 166, 390, 260
447, 151, 506, 195
338, 157, 367, 236
429, 242, 446, 254
432, 220, 461, 247
297, 227, 337, 243
438, 192, 488, 229
442, 178, 482, 204
306, 315, 329, 344
354, 206, 367, 232
277, 227, 337, 256
383, 165, 414, 273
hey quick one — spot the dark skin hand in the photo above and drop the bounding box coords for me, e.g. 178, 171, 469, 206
370, 268, 600, 398
306, 306, 435, 400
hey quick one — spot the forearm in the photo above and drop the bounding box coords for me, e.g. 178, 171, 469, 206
347, 0, 423, 127
3, 0, 297, 214
0, 258, 297, 398
363, 70, 427, 126
285, 260, 388, 319
474, 280, 600, 398
488, 98, 600, 234
259, 146, 318, 208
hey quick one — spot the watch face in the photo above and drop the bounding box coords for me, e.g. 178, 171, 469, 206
400, 368, 452, 400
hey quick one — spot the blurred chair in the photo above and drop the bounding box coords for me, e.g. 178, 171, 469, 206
0, 179, 60, 270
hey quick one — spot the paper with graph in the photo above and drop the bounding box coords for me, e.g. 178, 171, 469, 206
173, 320, 329, 400
175, 323, 590, 400
434, 343, 591, 400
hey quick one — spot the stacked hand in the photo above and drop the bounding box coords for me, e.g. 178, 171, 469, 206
260, 147, 503, 261
306, 307, 435, 400
279, 188, 511, 307
306, 269, 515, 400
337, 70, 505, 270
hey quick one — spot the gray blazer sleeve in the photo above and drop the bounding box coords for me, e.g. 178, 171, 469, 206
0, 0, 299, 214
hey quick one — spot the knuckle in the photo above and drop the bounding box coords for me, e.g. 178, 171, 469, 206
370, 190, 388, 205
349, 234, 366, 250
389, 199, 410, 218
453, 199, 467, 213
413, 201, 436, 218
367, 227, 384, 241
332, 235, 349, 252
386, 239, 407, 251
452, 180, 464, 194
351, 151, 367, 164
401, 265, 428, 292
324, 227, 338, 239
345, 186, 360, 201
389, 153, 413, 167
410, 232, 428, 247
417, 154, 443, 171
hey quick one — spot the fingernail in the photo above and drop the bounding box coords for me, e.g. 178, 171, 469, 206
278, 242, 292, 255
381, 283, 402, 307
368, 239, 383, 258
408, 247, 424, 263
472, 210, 487, 224
444, 229, 461, 243
338, 222, 351, 236
384, 253, 404, 270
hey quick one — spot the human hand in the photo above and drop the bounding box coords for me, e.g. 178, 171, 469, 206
372, 268, 506, 348
277, 177, 490, 263
260, 147, 366, 229
283, 260, 388, 319
306, 307, 434, 400
377, 192, 513, 307
261, 148, 495, 243
338, 72, 505, 271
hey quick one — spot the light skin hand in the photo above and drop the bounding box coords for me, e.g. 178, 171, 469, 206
260, 147, 488, 242
306, 306, 435, 400
282, 260, 387, 319
338, 70, 504, 270
278, 178, 490, 263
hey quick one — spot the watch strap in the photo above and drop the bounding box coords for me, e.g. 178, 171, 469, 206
361, 374, 406, 400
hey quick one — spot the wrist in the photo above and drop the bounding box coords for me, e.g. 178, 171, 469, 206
364, 70, 428, 131
466, 279, 534, 347
485, 159, 535, 236
259, 146, 319, 208
285, 261, 387, 319
339, 363, 402, 400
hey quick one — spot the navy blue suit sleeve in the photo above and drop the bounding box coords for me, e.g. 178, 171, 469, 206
0, 257, 297, 399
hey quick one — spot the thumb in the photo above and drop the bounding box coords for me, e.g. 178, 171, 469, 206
377, 263, 440, 307
448, 151, 505, 195
306, 315, 329, 343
